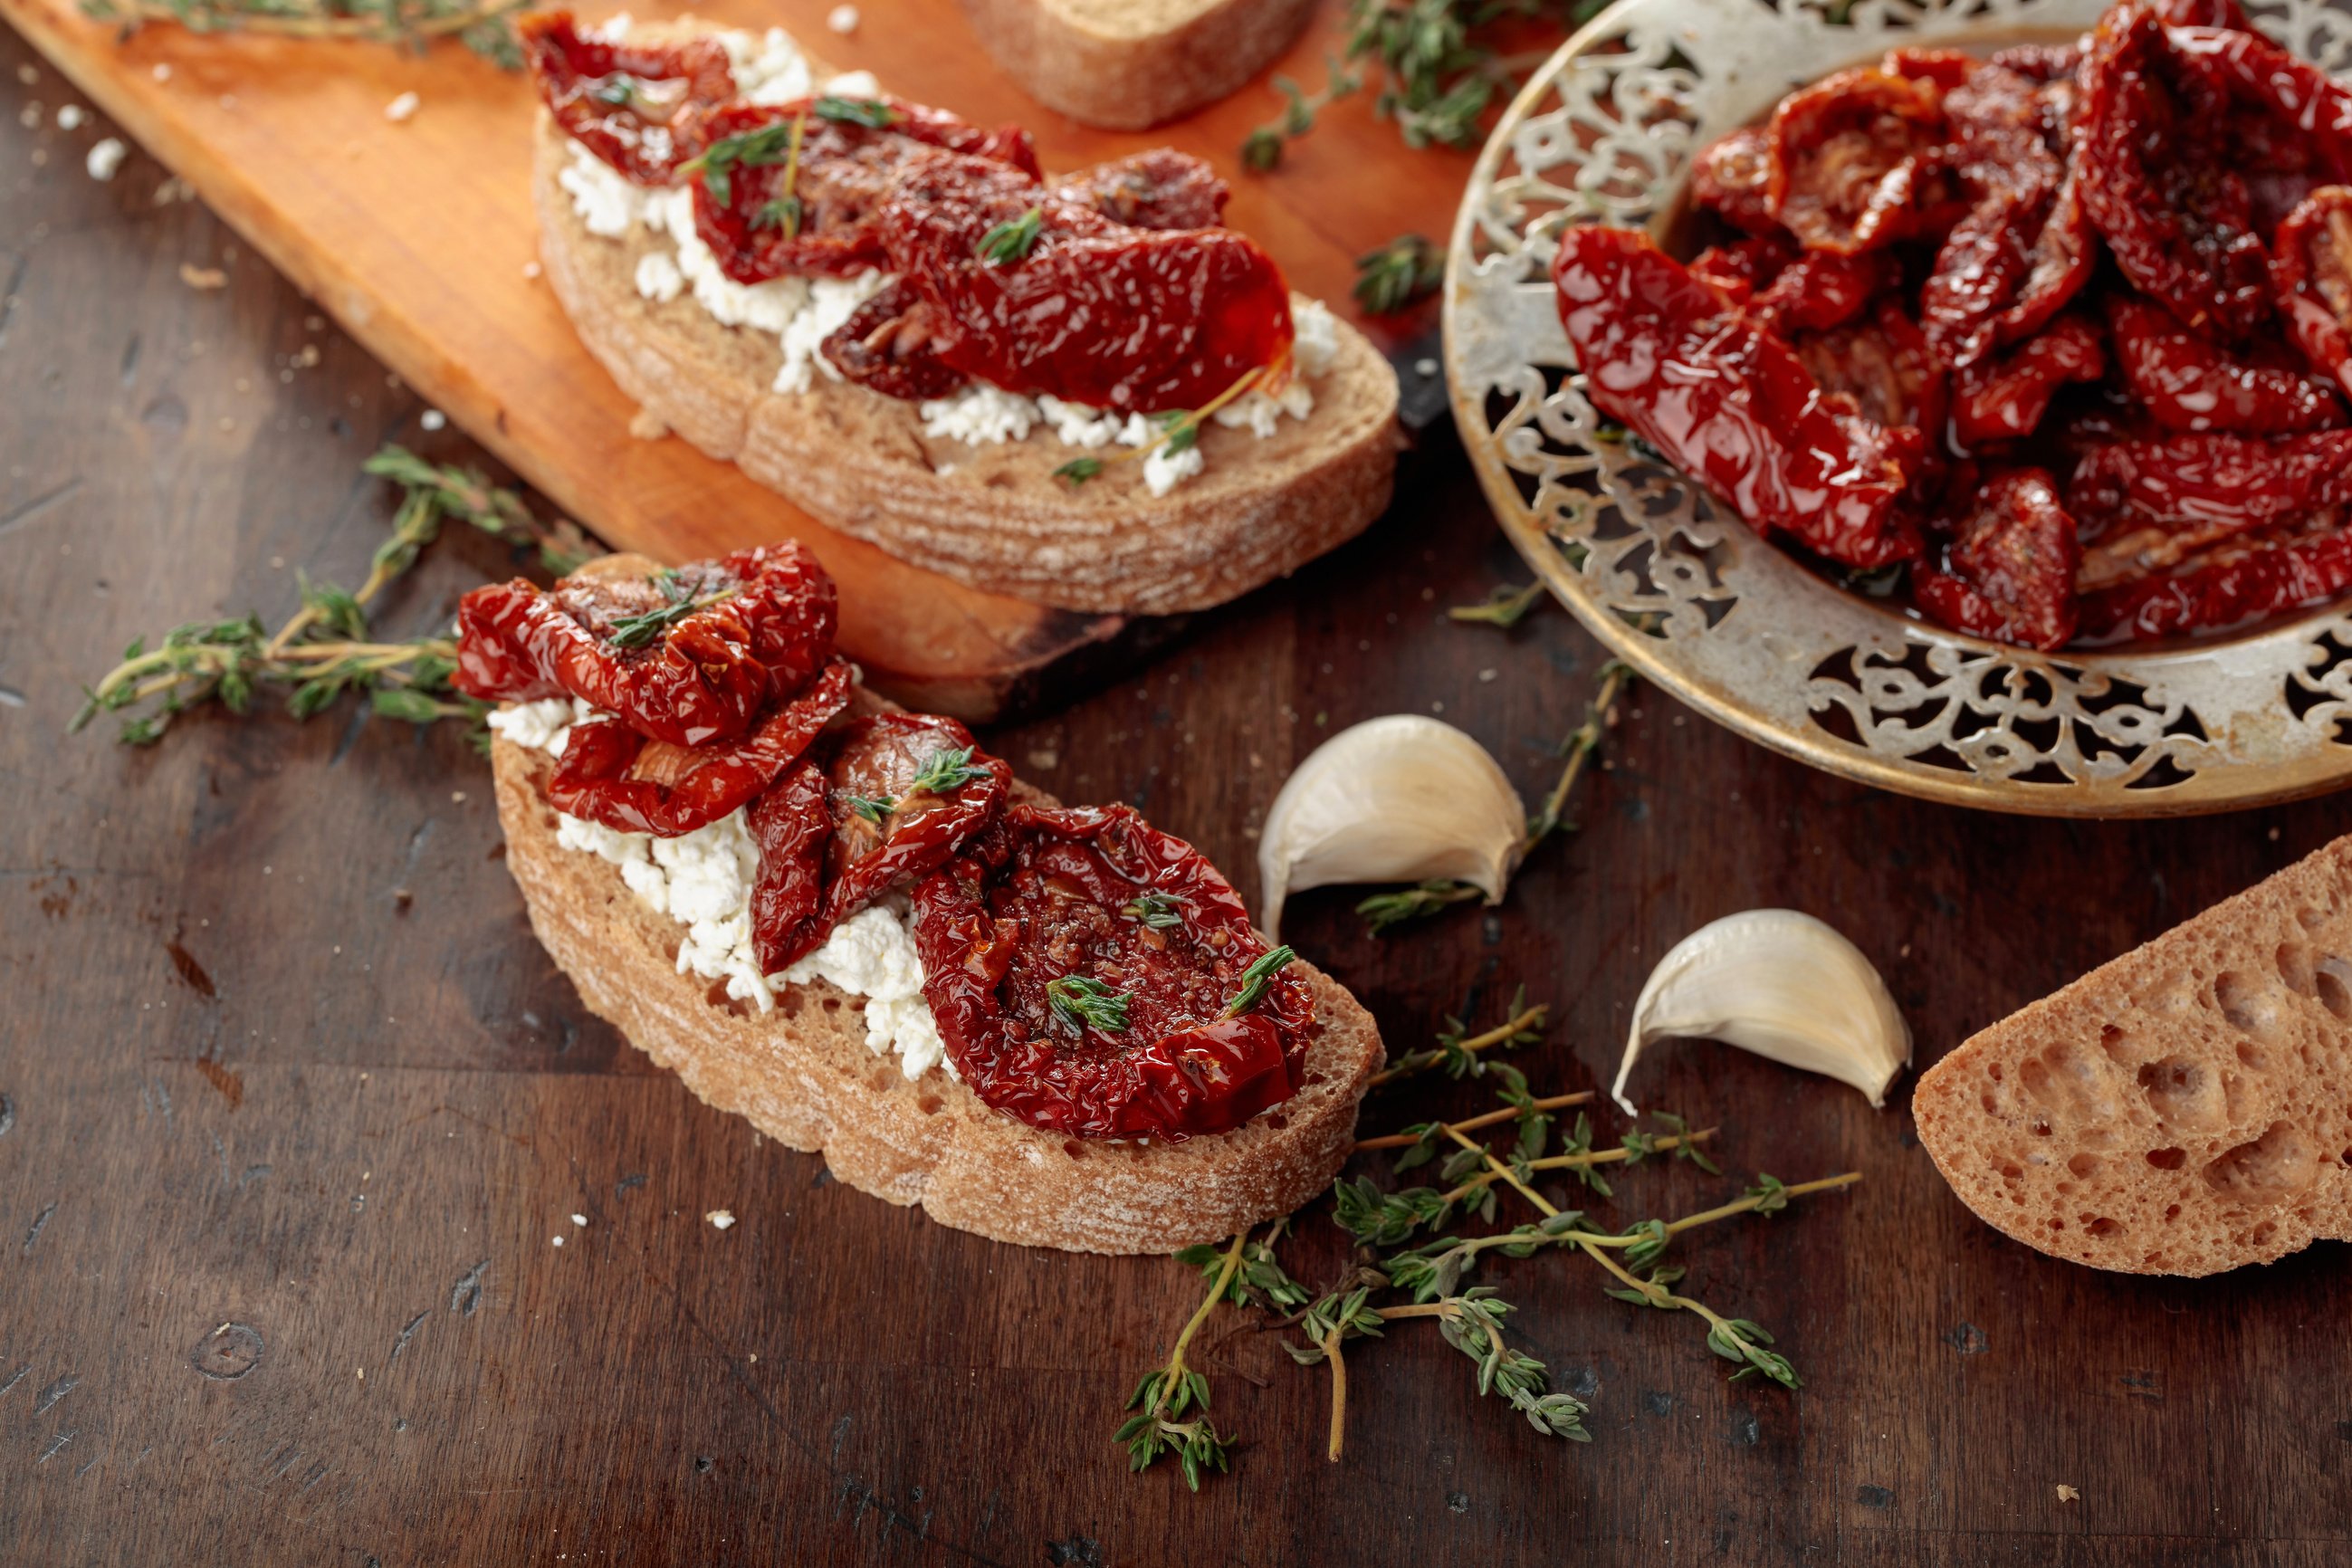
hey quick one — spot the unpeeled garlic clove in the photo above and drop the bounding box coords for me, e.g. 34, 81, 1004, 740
1612, 910, 1910, 1113
1257, 715, 1525, 940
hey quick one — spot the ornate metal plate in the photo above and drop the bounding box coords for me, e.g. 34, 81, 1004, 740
1443, 0, 2352, 816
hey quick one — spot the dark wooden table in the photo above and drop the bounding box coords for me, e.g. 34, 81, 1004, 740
3, 24, 2347, 1567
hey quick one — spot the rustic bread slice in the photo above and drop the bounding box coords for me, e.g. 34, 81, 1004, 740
1914, 837, 2352, 1276
530, 119, 1400, 617
489, 738, 1383, 1253
956, 0, 1316, 129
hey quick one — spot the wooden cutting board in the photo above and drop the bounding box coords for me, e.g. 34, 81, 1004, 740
1, 0, 1466, 719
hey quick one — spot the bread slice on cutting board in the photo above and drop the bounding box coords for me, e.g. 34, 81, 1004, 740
528, 55, 1401, 617
1915, 837, 2352, 1276
488, 736, 1384, 1254
957, 0, 1316, 129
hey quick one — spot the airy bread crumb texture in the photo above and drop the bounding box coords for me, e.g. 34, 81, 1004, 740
957, 0, 1318, 129
490, 738, 1384, 1253
1915, 837, 2352, 1276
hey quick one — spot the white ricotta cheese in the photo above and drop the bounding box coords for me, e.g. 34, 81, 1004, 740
821, 70, 882, 98
484, 696, 586, 756
775, 270, 889, 394
635, 250, 686, 304
664, 186, 814, 336
724, 28, 815, 106
559, 144, 654, 238
1143, 440, 1206, 497
778, 905, 953, 1080
920, 385, 1037, 445
1037, 396, 1126, 448
1293, 298, 1341, 377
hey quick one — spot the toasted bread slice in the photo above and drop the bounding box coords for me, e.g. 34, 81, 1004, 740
957, 0, 1316, 129
488, 738, 1382, 1253
530, 120, 1400, 617
1914, 837, 2352, 1276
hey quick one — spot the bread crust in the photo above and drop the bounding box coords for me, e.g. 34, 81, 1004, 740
490, 737, 1383, 1253
1915, 837, 2352, 1276
531, 118, 1400, 617
956, 0, 1318, 130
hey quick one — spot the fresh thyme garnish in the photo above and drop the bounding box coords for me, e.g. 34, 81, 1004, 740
905, 745, 990, 796
1354, 879, 1485, 934
1448, 579, 1548, 628
844, 793, 895, 824
682, 119, 806, 209
1239, 62, 1364, 171
1116, 1231, 1248, 1489
79, 0, 525, 66
1047, 975, 1133, 1034
1122, 892, 1185, 930
1353, 234, 1444, 315
976, 207, 1046, 265
72, 445, 595, 746
1219, 946, 1297, 1019
602, 572, 737, 651
1176, 1221, 1312, 1313
1365, 989, 1547, 1088
811, 95, 901, 129
1049, 361, 1285, 487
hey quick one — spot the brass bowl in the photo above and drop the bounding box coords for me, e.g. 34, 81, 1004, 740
1441, 0, 2352, 816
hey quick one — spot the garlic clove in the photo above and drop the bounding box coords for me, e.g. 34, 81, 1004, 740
1257, 715, 1526, 940
1612, 910, 1910, 1114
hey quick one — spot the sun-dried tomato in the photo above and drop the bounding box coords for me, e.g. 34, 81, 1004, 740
2273, 186, 2352, 399
1055, 149, 1229, 231
1986, 43, 2083, 82
1794, 297, 1946, 435
1921, 60, 2091, 364
2066, 428, 2352, 540
455, 544, 838, 749
910, 804, 1313, 1141
1554, 226, 1923, 569
2105, 292, 2343, 433
1689, 236, 1889, 331
548, 659, 854, 837
2167, 24, 2352, 231
689, 99, 1042, 284
817, 279, 967, 401
522, 11, 736, 185
1765, 63, 1959, 254
1952, 313, 2108, 447
746, 760, 832, 974
1688, 235, 1787, 309
1692, 127, 1779, 235
871, 148, 1295, 412
817, 714, 1010, 927
1911, 467, 2082, 649
2080, 10, 2275, 340
2078, 522, 2352, 638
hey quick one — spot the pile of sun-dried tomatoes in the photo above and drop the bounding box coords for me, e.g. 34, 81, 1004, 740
1553, 0, 2352, 649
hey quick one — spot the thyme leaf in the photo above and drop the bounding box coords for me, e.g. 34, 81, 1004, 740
844, 793, 895, 824
1353, 233, 1444, 315
1447, 579, 1547, 628
812, 95, 900, 128
1122, 892, 1185, 930
906, 745, 990, 796
78, 0, 526, 66
976, 206, 1045, 265
1047, 974, 1133, 1034
1219, 946, 1297, 1018
603, 575, 736, 651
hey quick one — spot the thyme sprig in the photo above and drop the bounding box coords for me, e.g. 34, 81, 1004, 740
844, 793, 895, 825
812, 95, 901, 129
976, 206, 1045, 265
1353, 234, 1445, 316
603, 573, 737, 651
1117, 1231, 1248, 1489
79, 0, 525, 66
1048, 975, 1133, 1034
906, 745, 991, 796
1240, 61, 1366, 171
1448, 579, 1547, 628
1365, 988, 1547, 1086
1052, 360, 1286, 488
1177, 1221, 1312, 1314
1220, 946, 1298, 1018
1355, 879, 1485, 933
73, 445, 588, 746
1123, 892, 1186, 930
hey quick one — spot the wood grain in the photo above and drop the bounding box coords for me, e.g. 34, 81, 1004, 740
0, 0, 1458, 717
2, 21, 2347, 1567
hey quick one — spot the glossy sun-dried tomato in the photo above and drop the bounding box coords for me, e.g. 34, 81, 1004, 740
1693, 127, 1780, 235
2105, 292, 2343, 433
1690, 235, 1890, 331
1054, 149, 1229, 231
1794, 297, 1946, 435
547, 660, 854, 837
2078, 523, 2352, 639
2066, 428, 2352, 539
1921, 60, 2092, 365
746, 760, 832, 974
910, 803, 1312, 1141
690, 99, 1042, 285
2271, 186, 2352, 398
1912, 467, 2082, 649
2168, 24, 2352, 232
817, 713, 1010, 927
1554, 226, 1923, 569
1952, 313, 2108, 447
817, 278, 968, 401
454, 544, 838, 749
1765, 62, 1958, 254
522, 11, 736, 185
872, 148, 1296, 413
2080, 9, 2275, 340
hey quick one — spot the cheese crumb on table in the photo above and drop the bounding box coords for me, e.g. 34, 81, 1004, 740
827, 4, 859, 33
55, 104, 85, 130
705, 1209, 736, 1230
420, 409, 446, 431
385, 91, 420, 124
85, 139, 127, 182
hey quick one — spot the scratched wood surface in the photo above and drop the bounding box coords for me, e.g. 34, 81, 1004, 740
0, 0, 1466, 722
3, 24, 2349, 1568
